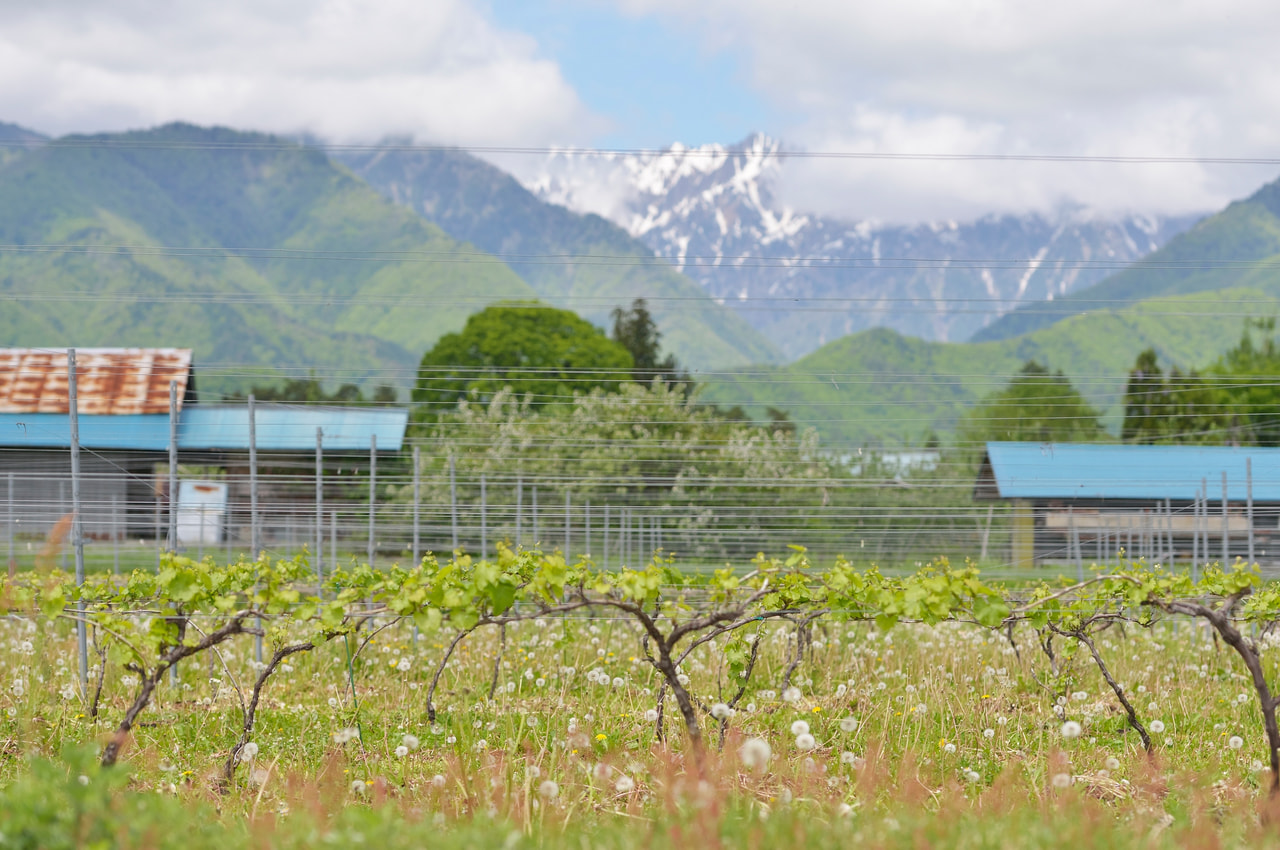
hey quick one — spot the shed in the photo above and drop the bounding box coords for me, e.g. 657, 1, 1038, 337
975, 442, 1279, 567
0, 348, 408, 549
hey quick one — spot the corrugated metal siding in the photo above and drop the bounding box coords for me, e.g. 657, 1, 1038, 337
0, 348, 192, 415
0, 407, 408, 452
179, 406, 408, 452
983, 442, 1280, 501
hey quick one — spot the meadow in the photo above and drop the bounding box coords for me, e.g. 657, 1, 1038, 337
3, 547, 1280, 848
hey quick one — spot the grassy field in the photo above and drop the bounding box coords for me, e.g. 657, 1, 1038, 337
4, 565, 1280, 849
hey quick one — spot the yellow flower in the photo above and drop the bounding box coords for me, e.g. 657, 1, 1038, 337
812, 706, 822, 713
595, 733, 607, 740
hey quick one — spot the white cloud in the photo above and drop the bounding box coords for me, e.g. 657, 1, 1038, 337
615, 0, 1280, 220
0, 0, 598, 145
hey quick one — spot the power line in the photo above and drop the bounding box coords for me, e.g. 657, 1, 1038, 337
4, 135, 1280, 166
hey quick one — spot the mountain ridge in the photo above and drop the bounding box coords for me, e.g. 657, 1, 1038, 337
337, 144, 779, 369
523, 133, 1202, 358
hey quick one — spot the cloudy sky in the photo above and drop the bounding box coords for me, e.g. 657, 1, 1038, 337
2, 0, 1278, 221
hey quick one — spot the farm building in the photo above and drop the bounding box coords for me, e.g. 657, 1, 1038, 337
975, 442, 1280, 567
0, 348, 407, 549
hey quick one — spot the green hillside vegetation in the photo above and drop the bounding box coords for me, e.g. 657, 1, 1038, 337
339, 146, 780, 369
974, 177, 1280, 341
699, 285, 1278, 447
0, 123, 536, 396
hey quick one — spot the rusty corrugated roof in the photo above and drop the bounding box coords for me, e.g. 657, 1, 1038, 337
0, 348, 193, 415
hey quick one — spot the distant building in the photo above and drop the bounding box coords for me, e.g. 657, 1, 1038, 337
975, 442, 1278, 567
0, 348, 407, 548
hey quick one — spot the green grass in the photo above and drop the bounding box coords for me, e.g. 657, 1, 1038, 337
4, 563, 1280, 848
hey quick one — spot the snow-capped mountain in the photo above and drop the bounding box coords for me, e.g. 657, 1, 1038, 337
523, 134, 1202, 359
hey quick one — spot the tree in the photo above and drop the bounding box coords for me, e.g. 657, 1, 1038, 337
956, 360, 1105, 454
1121, 348, 1167, 443
413, 301, 634, 417
1120, 321, 1280, 447
237, 374, 397, 405
610, 298, 688, 390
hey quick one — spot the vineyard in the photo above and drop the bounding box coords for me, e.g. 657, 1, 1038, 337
5, 547, 1280, 848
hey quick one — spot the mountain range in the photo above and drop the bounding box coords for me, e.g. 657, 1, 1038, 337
523, 134, 1203, 359
698, 171, 1280, 447
0, 123, 775, 398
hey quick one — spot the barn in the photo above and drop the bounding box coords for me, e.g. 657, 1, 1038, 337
0, 348, 407, 554
974, 442, 1279, 568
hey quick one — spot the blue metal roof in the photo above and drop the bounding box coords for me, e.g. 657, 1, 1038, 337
983, 441, 1280, 501
0, 406, 408, 452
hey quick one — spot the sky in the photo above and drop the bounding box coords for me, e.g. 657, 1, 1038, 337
1, 0, 1279, 221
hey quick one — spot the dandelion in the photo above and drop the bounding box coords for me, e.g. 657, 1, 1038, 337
782, 687, 802, 704
1238, 693, 1250, 704
333, 727, 358, 745
840, 751, 863, 767
964, 769, 980, 783
983, 728, 994, 739
835, 684, 848, 698
538, 779, 559, 799
1147, 702, 1159, 713
839, 717, 859, 733
1105, 757, 1120, 771
711, 703, 732, 720
1071, 691, 1088, 702
1051, 773, 1073, 789
676, 674, 691, 686
1061, 721, 1083, 739
239, 742, 259, 761
350, 779, 367, 795
431, 774, 447, 788
644, 709, 659, 723
795, 733, 817, 751
1149, 720, 1165, 734
943, 742, 957, 754
396, 658, 411, 672
739, 737, 772, 769
1229, 736, 1244, 750
615, 775, 635, 793
395, 745, 409, 758
996, 716, 1008, 726
790, 720, 810, 736
402, 734, 420, 751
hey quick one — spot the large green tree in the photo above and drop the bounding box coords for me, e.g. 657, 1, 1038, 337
413, 302, 634, 416
956, 360, 1105, 454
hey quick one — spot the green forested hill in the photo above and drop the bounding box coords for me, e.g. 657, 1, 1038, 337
974, 176, 1280, 341
338, 146, 779, 369
0, 123, 536, 395
700, 286, 1275, 448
